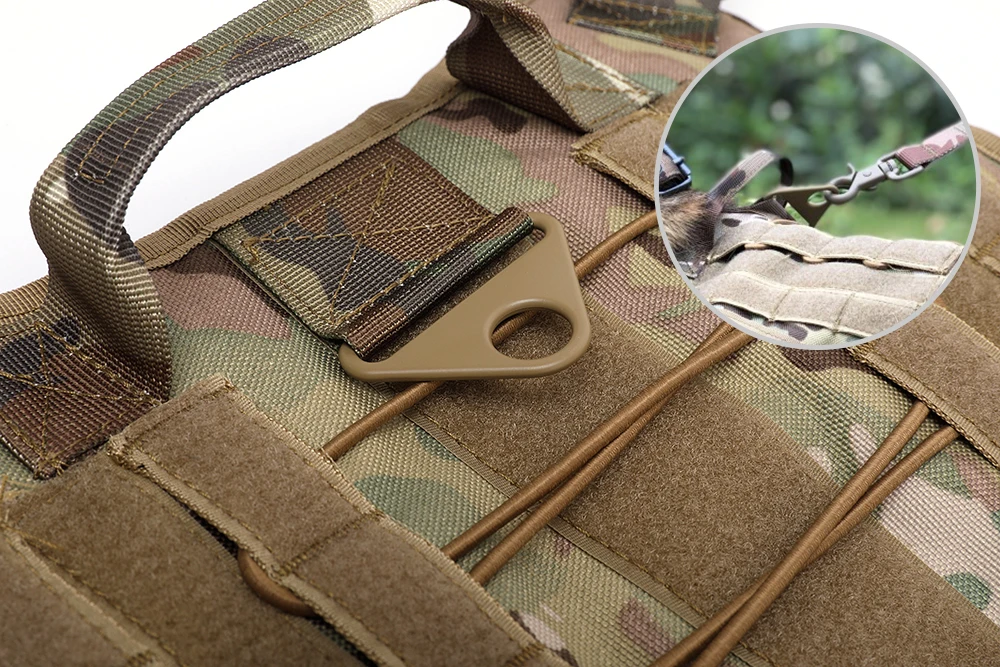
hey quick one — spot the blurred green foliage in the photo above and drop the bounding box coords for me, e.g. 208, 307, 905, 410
667, 28, 976, 242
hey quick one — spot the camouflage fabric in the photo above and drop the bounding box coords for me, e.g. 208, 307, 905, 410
0, 0, 655, 475
897, 122, 970, 170
215, 137, 534, 356
568, 0, 721, 56
1, 1, 999, 666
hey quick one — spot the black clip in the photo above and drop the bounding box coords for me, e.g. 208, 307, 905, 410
659, 143, 693, 196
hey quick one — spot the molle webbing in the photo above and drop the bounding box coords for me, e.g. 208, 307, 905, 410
4, 454, 361, 667
707, 217, 963, 274
695, 216, 960, 338
106, 376, 564, 667
851, 305, 1000, 468
567, 0, 721, 56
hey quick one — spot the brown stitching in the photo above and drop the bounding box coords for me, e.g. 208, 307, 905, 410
247, 217, 491, 252
327, 159, 398, 313
77, 0, 323, 182
276, 510, 382, 577
234, 148, 495, 331
14, 475, 190, 664
503, 641, 545, 667
0, 321, 158, 470
244, 158, 404, 254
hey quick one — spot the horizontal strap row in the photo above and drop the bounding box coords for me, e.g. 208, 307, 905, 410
708, 217, 963, 274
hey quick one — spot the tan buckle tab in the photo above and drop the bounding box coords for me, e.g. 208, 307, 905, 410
339, 213, 591, 382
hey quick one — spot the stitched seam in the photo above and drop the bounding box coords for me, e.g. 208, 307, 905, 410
78, 0, 331, 183
14, 473, 196, 665
503, 642, 545, 667
110, 450, 345, 659
236, 147, 494, 331
204, 389, 536, 648
3, 531, 135, 661
122, 391, 526, 662
414, 411, 780, 667
326, 159, 398, 316
575, 0, 716, 22
0, 322, 158, 469
291, 569, 412, 667
277, 510, 382, 576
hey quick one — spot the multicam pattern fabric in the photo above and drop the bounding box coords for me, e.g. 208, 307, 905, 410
0, 0, 657, 474
1, 1, 999, 666
216, 138, 533, 356
896, 122, 970, 170
151, 244, 756, 667
389, 87, 1000, 635
568, 0, 721, 56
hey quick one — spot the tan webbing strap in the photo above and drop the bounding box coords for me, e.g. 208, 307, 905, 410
0, 528, 178, 667
107, 376, 566, 667
5, 454, 361, 666
851, 304, 1000, 468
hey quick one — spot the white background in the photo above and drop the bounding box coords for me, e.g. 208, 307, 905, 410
1, 0, 996, 291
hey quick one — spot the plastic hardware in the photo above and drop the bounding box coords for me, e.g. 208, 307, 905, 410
338, 213, 591, 382
659, 143, 693, 196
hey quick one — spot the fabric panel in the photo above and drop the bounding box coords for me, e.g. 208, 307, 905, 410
216, 137, 533, 353
108, 376, 566, 667
5, 452, 361, 666
567, 0, 720, 56
0, 529, 177, 667
851, 305, 1000, 468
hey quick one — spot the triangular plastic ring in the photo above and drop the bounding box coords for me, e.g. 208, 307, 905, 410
339, 213, 590, 382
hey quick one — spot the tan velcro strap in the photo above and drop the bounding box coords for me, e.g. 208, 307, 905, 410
708, 217, 963, 275
107, 376, 564, 667
572, 88, 685, 200
5, 454, 360, 666
851, 304, 1000, 468
0, 528, 178, 667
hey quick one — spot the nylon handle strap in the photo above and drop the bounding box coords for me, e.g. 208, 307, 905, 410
23, 0, 611, 400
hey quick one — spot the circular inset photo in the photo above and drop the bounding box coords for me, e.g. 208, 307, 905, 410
656, 25, 978, 349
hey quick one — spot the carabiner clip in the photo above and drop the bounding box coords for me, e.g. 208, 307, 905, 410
824, 154, 924, 204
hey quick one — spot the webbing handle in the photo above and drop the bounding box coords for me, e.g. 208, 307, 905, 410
24, 0, 594, 398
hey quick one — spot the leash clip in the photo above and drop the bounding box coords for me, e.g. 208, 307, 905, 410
825, 154, 924, 205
